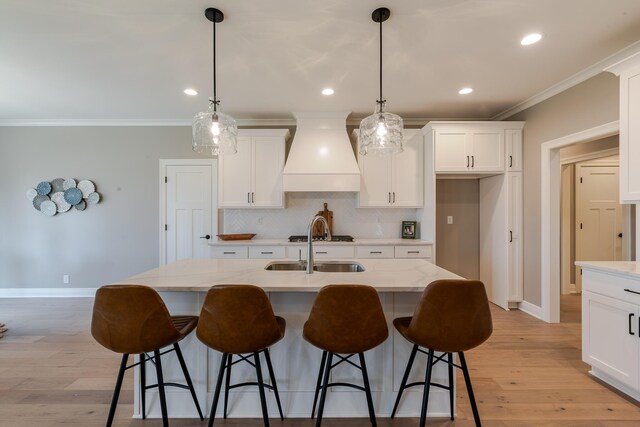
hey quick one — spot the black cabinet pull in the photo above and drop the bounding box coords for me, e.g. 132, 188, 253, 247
200, 234, 211, 240
471, 155, 475, 167
509, 155, 513, 168
393, 192, 396, 203
260, 251, 273, 255
408, 250, 420, 254
223, 251, 236, 255
466, 156, 470, 167
625, 288, 640, 295
370, 251, 382, 254
315, 251, 327, 254
630, 313, 635, 335
252, 192, 255, 203
388, 192, 391, 203
247, 193, 250, 203
618, 233, 623, 238
509, 230, 513, 243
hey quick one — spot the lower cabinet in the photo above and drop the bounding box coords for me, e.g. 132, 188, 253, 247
582, 267, 640, 400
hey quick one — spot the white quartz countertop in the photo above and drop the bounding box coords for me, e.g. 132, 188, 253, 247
576, 261, 640, 279
115, 258, 460, 293
209, 238, 433, 246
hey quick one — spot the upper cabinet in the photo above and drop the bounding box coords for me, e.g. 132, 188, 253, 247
218, 129, 289, 208
606, 55, 640, 203
426, 122, 524, 175
356, 129, 424, 208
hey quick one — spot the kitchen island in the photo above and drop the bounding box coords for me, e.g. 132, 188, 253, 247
116, 258, 461, 419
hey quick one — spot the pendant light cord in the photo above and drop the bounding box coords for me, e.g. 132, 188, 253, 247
379, 16, 383, 104
212, 18, 218, 112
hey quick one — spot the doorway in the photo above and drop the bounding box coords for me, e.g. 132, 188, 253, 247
159, 159, 217, 265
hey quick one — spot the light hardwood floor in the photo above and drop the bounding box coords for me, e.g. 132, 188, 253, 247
1, 295, 639, 426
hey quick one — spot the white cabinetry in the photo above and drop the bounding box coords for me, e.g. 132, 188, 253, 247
607, 56, 640, 203
581, 265, 640, 401
433, 129, 503, 173
506, 129, 522, 171
218, 129, 289, 208
357, 130, 423, 207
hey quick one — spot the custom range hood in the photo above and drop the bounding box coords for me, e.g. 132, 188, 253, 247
283, 112, 360, 192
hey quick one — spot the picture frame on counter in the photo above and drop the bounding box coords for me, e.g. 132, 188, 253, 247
402, 221, 416, 239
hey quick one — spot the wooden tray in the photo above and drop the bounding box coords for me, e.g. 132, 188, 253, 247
216, 233, 256, 241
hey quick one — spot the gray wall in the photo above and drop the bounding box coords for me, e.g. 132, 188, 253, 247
508, 72, 620, 305
435, 179, 480, 280
0, 126, 200, 289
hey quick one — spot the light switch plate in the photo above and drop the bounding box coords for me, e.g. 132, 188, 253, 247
447, 216, 453, 225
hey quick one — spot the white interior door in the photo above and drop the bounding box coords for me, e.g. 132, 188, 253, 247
162, 160, 216, 264
576, 164, 623, 290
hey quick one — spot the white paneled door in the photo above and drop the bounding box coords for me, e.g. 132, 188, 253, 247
161, 160, 216, 264
575, 164, 623, 291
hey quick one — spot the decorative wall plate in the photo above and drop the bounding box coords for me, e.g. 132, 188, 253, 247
51, 192, 71, 212
64, 187, 83, 205
51, 178, 65, 193
36, 181, 51, 195
26, 188, 37, 201
77, 180, 95, 198
63, 178, 76, 190
86, 192, 101, 204
32, 195, 49, 210
75, 200, 86, 211
40, 200, 57, 216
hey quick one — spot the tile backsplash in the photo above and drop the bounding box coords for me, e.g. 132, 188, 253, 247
221, 192, 418, 239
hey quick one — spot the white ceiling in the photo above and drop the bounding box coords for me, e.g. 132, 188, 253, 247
2, 0, 640, 123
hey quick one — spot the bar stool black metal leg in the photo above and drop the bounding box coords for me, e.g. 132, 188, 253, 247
419, 350, 435, 427
174, 343, 204, 420
358, 352, 377, 427
311, 350, 328, 419
391, 344, 418, 418
209, 353, 228, 427
153, 350, 169, 427
264, 348, 284, 420
223, 354, 232, 419
459, 352, 482, 427
447, 352, 455, 420
315, 352, 333, 427
140, 353, 146, 420
253, 351, 270, 427
106, 353, 129, 427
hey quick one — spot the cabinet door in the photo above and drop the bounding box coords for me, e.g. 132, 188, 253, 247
434, 130, 468, 172
582, 291, 639, 391
507, 172, 523, 301
470, 130, 504, 172
358, 151, 391, 207
218, 137, 252, 207
392, 136, 423, 207
252, 137, 284, 207
505, 129, 522, 171
620, 67, 640, 202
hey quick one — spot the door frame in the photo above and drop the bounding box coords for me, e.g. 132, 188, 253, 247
541, 121, 619, 323
159, 159, 217, 265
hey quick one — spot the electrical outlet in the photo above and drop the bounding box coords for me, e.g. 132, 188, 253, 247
447, 216, 454, 225
258, 217, 263, 224
63, 275, 70, 284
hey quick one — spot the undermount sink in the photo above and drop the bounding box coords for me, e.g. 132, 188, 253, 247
264, 261, 365, 273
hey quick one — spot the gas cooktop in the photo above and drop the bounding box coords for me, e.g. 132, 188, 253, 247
288, 235, 354, 243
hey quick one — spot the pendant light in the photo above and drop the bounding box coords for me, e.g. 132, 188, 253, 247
359, 7, 403, 156
192, 7, 238, 156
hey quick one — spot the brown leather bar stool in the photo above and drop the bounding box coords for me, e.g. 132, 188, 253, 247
304, 284, 389, 427
91, 284, 204, 427
390, 279, 493, 427
196, 284, 286, 427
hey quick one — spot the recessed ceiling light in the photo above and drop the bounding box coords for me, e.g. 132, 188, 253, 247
521, 33, 542, 46
458, 87, 473, 95
184, 88, 198, 96
321, 88, 335, 96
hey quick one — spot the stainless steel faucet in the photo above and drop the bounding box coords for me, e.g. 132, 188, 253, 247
306, 215, 332, 274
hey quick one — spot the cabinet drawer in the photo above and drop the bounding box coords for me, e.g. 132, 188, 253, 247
211, 246, 248, 259
395, 245, 432, 259
356, 246, 395, 258
287, 245, 355, 260
249, 246, 286, 259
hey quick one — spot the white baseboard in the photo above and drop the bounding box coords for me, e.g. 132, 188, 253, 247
0, 288, 97, 298
518, 300, 543, 320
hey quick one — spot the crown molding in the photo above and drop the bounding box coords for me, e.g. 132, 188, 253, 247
492, 40, 640, 121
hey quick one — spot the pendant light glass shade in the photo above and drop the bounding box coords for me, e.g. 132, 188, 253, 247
359, 7, 403, 156
192, 8, 237, 156
192, 102, 238, 155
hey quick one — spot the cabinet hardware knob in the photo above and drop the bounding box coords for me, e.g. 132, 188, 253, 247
618, 233, 623, 238
630, 313, 635, 336
200, 234, 211, 240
